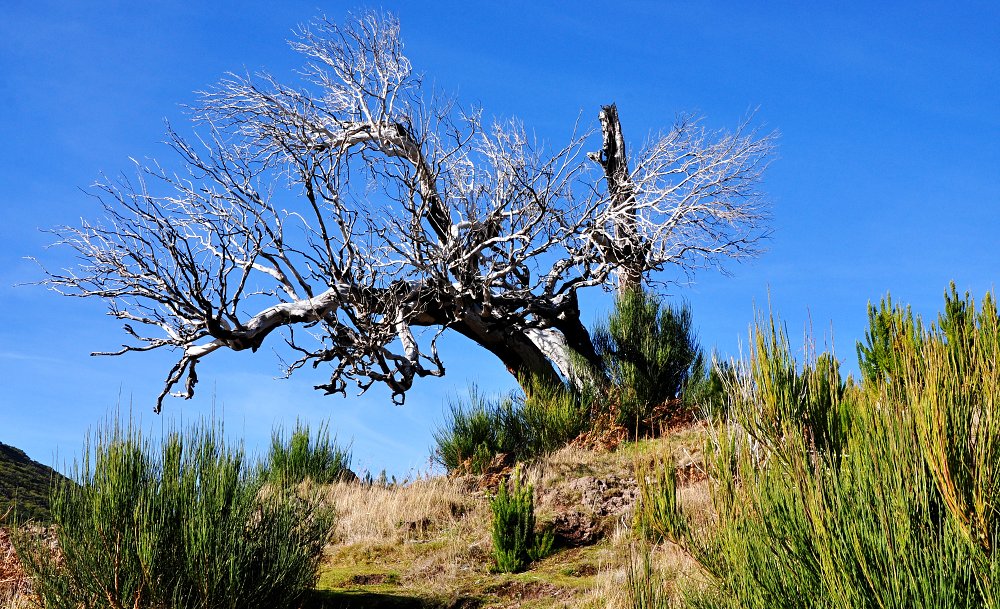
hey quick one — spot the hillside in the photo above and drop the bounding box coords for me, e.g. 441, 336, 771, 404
0, 424, 710, 608
0, 442, 61, 523
303, 425, 712, 609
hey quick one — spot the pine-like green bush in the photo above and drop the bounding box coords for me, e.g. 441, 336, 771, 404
856, 293, 924, 386
267, 420, 352, 485
593, 289, 703, 432
14, 419, 333, 609
489, 468, 553, 573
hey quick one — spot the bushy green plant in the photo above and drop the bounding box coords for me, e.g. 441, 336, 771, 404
489, 468, 554, 573
593, 289, 703, 432
433, 380, 590, 473
518, 374, 592, 455
687, 286, 1000, 609
633, 455, 687, 544
14, 419, 333, 609
267, 420, 352, 485
432, 388, 520, 474
727, 313, 851, 461
857, 293, 923, 386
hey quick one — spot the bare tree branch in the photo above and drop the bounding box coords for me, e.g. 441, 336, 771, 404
38, 10, 775, 410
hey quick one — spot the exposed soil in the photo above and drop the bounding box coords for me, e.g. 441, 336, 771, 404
0, 528, 29, 598
483, 580, 572, 605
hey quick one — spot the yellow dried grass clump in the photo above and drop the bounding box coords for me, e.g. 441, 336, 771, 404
321, 475, 488, 546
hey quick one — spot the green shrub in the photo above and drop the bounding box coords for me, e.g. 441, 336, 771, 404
14, 419, 333, 609
267, 420, 352, 485
593, 289, 703, 432
433, 380, 590, 473
518, 374, 591, 456
432, 388, 519, 474
857, 293, 924, 386
489, 468, 553, 573
633, 455, 687, 544
688, 286, 1000, 609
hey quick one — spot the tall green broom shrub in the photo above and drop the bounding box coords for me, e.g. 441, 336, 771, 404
626, 543, 671, 609
687, 287, 1000, 609
15, 419, 333, 609
432, 388, 522, 474
518, 374, 591, 456
633, 455, 687, 544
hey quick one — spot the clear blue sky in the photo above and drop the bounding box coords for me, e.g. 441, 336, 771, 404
2, 1, 998, 477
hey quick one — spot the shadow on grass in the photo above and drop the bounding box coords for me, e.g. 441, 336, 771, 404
304, 589, 481, 609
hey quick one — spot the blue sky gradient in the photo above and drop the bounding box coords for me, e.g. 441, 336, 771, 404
2, 1, 998, 476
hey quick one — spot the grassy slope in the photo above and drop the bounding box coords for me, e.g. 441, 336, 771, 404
0, 442, 62, 523
0, 426, 712, 608
308, 423, 712, 609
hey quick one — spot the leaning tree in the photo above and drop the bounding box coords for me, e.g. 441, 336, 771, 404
42, 11, 774, 411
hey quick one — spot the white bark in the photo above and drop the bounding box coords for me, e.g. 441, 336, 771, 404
525, 328, 574, 380
39, 11, 775, 411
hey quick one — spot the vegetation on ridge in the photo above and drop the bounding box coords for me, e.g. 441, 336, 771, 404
0, 443, 64, 524
433, 289, 716, 475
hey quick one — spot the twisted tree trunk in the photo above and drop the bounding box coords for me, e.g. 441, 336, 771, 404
457, 105, 640, 389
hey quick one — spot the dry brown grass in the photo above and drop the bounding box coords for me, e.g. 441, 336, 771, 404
571, 525, 702, 609
0, 528, 31, 609
0, 589, 26, 609
317, 474, 496, 598
314, 422, 716, 608
321, 475, 489, 545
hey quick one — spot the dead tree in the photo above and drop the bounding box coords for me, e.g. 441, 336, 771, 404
40, 11, 774, 411
589, 104, 643, 295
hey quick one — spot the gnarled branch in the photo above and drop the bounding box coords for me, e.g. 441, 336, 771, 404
39, 10, 775, 410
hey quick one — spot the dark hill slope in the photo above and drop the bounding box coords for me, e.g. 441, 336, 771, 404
0, 442, 62, 523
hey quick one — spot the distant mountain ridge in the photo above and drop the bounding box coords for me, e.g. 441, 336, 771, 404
0, 442, 62, 523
